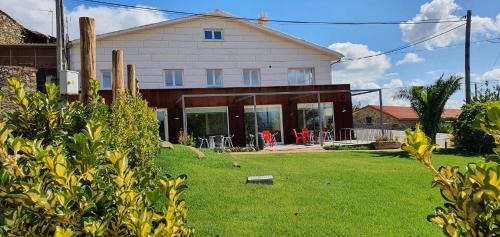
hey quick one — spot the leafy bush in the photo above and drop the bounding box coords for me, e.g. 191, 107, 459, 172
109, 90, 160, 170
374, 132, 399, 142
402, 101, 500, 236
0, 78, 193, 236
452, 102, 495, 154
177, 129, 194, 147
213, 146, 256, 153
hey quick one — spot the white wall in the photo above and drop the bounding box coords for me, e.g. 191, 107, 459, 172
70, 18, 336, 89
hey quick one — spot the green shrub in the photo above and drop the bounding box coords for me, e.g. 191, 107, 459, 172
0, 78, 193, 236
213, 146, 256, 153
109, 90, 160, 170
403, 102, 500, 236
452, 102, 495, 154
177, 129, 194, 147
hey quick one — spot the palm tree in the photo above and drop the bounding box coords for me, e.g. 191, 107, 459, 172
395, 75, 462, 144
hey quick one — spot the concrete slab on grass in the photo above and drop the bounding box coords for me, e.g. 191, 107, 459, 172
247, 175, 273, 185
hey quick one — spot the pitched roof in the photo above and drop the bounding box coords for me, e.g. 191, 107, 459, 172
360, 105, 461, 121
0, 9, 55, 44
70, 10, 343, 59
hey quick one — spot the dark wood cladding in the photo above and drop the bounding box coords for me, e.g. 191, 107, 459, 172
90, 84, 354, 145
0, 45, 56, 69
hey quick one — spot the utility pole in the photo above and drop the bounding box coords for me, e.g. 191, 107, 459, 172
474, 82, 478, 99
55, 0, 66, 88
465, 10, 472, 104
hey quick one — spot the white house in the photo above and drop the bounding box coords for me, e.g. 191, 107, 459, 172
69, 10, 354, 146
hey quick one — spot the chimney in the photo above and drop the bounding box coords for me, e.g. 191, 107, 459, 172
258, 14, 268, 26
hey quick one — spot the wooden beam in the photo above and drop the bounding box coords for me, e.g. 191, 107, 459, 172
79, 17, 96, 104
127, 64, 137, 97
112, 49, 124, 103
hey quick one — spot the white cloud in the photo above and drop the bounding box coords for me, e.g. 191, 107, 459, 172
400, 0, 500, 50
0, 0, 167, 39
329, 42, 391, 85
329, 42, 409, 106
474, 68, 500, 82
396, 53, 425, 65
65, 5, 166, 40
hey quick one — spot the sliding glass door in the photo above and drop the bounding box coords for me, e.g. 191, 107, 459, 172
156, 109, 169, 141
244, 105, 283, 143
297, 103, 334, 131
186, 107, 229, 138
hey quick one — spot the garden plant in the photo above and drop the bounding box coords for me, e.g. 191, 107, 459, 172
403, 101, 500, 236
0, 78, 193, 236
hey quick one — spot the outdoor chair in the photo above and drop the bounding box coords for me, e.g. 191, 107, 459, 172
262, 130, 274, 147
198, 137, 209, 148
272, 131, 280, 145
324, 129, 334, 142
224, 134, 234, 148
248, 134, 255, 148
293, 129, 303, 144
301, 128, 309, 144
212, 135, 225, 149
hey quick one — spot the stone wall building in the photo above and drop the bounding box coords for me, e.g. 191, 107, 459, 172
353, 105, 461, 130
0, 9, 57, 93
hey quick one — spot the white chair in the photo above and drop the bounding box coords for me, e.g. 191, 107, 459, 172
224, 135, 234, 148
198, 137, 209, 148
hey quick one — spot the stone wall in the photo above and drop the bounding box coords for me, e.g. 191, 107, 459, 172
0, 11, 26, 44
0, 10, 54, 44
353, 107, 416, 130
0, 66, 37, 110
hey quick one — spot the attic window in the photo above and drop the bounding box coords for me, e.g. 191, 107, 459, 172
204, 29, 223, 40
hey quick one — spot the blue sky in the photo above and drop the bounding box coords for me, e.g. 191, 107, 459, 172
3, 0, 499, 107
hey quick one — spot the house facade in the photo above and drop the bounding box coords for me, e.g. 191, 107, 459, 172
0, 9, 57, 92
69, 11, 354, 146
353, 105, 461, 130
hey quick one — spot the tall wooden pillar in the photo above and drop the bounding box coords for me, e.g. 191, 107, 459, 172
112, 50, 124, 103
127, 64, 137, 97
79, 17, 96, 103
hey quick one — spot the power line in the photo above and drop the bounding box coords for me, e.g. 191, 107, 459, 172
335, 23, 466, 63
70, 0, 466, 25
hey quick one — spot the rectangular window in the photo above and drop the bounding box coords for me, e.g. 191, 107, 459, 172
297, 102, 334, 131
244, 105, 283, 144
164, 69, 183, 87
243, 69, 261, 86
204, 29, 223, 40
206, 69, 223, 87
100, 70, 112, 90
288, 68, 314, 85
186, 107, 229, 138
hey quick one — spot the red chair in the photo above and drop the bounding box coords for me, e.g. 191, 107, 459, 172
293, 129, 303, 144
301, 128, 309, 144
262, 130, 274, 147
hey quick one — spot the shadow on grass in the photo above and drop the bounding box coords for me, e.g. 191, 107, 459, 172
435, 148, 488, 158
368, 151, 412, 160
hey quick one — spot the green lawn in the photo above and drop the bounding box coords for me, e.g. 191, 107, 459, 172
155, 146, 481, 237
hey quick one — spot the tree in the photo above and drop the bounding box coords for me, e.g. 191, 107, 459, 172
395, 75, 462, 143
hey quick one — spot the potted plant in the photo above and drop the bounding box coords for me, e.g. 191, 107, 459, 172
371, 133, 402, 150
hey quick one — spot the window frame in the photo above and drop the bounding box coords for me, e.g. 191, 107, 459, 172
100, 69, 112, 90
242, 69, 261, 87
203, 29, 224, 41
206, 69, 223, 87
163, 69, 184, 88
287, 67, 315, 86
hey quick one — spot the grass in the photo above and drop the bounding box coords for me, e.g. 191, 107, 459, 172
155, 146, 482, 237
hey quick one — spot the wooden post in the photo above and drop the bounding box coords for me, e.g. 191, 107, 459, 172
127, 64, 137, 97
112, 50, 124, 103
79, 17, 96, 103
